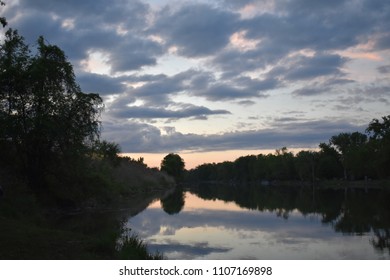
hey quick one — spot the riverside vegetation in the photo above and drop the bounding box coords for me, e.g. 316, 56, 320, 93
0, 23, 174, 259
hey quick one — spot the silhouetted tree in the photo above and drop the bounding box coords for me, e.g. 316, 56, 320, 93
329, 132, 368, 180
366, 115, 390, 178
161, 153, 185, 180
317, 142, 343, 179
0, 30, 103, 189
295, 150, 319, 182
93, 140, 121, 166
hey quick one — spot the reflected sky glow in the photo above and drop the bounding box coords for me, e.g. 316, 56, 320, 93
149, 192, 245, 212
125, 192, 389, 259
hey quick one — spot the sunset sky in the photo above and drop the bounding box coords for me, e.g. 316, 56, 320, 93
2, 0, 390, 169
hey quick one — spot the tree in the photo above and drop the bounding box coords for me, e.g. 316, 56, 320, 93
317, 142, 343, 179
0, 30, 103, 188
92, 140, 121, 166
329, 132, 368, 180
366, 115, 390, 178
161, 153, 185, 180
295, 150, 319, 182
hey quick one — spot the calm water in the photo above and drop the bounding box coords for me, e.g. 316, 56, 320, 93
124, 185, 390, 259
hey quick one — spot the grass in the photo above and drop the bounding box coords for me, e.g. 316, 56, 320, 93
117, 231, 163, 260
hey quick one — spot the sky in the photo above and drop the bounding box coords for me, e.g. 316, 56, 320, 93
2, 0, 390, 169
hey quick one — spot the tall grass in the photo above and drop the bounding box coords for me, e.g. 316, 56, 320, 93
116, 230, 164, 260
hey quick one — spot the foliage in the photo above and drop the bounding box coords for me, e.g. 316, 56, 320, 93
0, 30, 103, 190
117, 232, 163, 260
161, 153, 185, 180
329, 132, 369, 180
366, 115, 390, 178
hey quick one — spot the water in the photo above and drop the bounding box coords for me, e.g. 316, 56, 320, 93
124, 185, 390, 259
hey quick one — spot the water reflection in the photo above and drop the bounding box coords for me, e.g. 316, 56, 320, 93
125, 185, 390, 259
160, 187, 185, 215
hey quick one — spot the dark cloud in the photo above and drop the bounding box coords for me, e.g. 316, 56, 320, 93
6, 0, 162, 71
152, 4, 239, 57
126, 70, 273, 104
108, 36, 163, 73
291, 77, 354, 97
103, 119, 364, 153
197, 83, 267, 101
284, 54, 348, 81
292, 78, 354, 96
111, 105, 230, 119
292, 87, 330, 97
131, 72, 189, 100
340, 85, 390, 106
18, 0, 149, 30
377, 65, 390, 74
238, 100, 256, 106
77, 72, 126, 95
212, 47, 284, 78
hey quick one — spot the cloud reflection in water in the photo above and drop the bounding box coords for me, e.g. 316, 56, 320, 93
125, 192, 388, 259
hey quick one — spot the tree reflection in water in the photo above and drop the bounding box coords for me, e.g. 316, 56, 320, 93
188, 183, 390, 255
160, 187, 185, 215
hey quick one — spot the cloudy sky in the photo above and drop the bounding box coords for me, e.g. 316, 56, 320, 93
2, 0, 390, 168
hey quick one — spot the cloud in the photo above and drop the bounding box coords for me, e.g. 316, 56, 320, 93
8, 0, 162, 72
77, 72, 127, 95
108, 36, 163, 73
212, 0, 390, 79
283, 54, 348, 81
152, 3, 239, 57
123, 69, 275, 103
197, 84, 260, 101
110, 104, 230, 119
103, 119, 365, 153
292, 87, 331, 97
148, 242, 231, 259
377, 65, 390, 74
291, 78, 354, 97
18, 0, 150, 30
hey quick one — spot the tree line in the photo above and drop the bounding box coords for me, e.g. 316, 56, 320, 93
187, 116, 390, 183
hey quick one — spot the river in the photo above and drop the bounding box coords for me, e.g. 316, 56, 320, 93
123, 184, 390, 259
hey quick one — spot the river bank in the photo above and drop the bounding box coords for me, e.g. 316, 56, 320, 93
0, 187, 174, 259
0, 158, 176, 260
